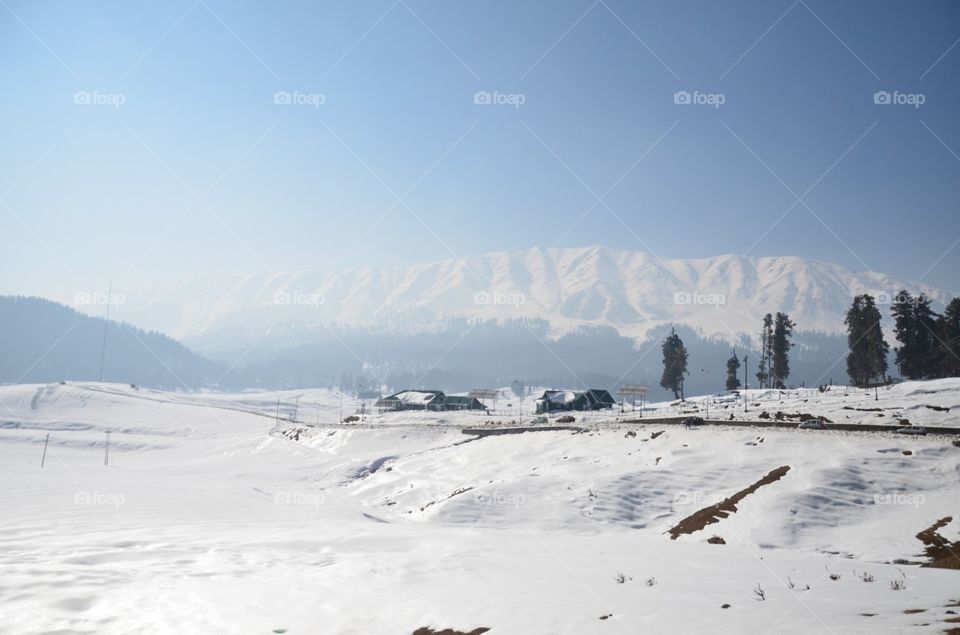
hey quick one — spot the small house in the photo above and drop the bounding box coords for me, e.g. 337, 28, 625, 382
375, 390, 444, 412
535, 388, 616, 414
436, 395, 487, 411
375, 390, 488, 413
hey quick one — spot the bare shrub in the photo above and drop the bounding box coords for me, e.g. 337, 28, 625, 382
754, 583, 766, 601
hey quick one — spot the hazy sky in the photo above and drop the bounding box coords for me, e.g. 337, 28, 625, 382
2, 0, 958, 298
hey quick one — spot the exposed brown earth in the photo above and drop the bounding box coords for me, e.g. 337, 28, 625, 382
668, 466, 791, 539
418, 487, 473, 512
917, 517, 960, 569
773, 411, 831, 422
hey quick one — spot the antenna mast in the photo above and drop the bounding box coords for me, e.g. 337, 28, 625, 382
97, 280, 112, 382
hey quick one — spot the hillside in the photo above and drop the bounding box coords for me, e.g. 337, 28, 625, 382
0, 296, 224, 389
2, 380, 959, 633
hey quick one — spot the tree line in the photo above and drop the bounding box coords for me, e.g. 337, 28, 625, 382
660, 311, 797, 399
657, 290, 960, 399
846, 291, 960, 386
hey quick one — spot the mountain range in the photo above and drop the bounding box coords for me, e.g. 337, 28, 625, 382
80, 246, 949, 351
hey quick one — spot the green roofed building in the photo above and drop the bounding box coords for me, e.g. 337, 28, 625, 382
375, 390, 487, 412
438, 395, 487, 411
535, 389, 617, 414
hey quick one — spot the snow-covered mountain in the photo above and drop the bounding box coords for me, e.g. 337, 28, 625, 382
89, 246, 949, 345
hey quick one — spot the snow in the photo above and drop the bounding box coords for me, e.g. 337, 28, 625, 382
546, 390, 578, 405
66, 246, 950, 344
391, 390, 441, 405
648, 380, 960, 429
1, 380, 959, 633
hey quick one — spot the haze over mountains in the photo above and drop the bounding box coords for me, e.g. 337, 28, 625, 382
80, 246, 948, 350
5, 247, 948, 396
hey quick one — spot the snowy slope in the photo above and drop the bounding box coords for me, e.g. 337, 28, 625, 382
2, 380, 960, 633
67, 247, 950, 344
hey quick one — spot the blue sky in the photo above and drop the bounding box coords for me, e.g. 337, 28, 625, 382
1, 0, 958, 296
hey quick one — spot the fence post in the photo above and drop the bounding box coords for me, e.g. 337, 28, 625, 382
41, 433, 49, 468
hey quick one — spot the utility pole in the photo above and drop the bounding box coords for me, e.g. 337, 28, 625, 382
97, 279, 113, 382
700, 368, 710, 420
41, 433, 49, 468
744, 355, 748, 414
104, 431, 110, 466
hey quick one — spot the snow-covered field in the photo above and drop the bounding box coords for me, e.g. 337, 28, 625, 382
2, 381, 959, 634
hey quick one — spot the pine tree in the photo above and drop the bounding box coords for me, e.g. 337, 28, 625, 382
756, 314, 773, 388
845, 294, 889, 386
771, 312, 795, 389
659, 328, 689, 400
725, 350, 741, 391
892, 290, 917, 378
892, 291, 940, 379
938, 298, 960, 378
913, 294, 939, 378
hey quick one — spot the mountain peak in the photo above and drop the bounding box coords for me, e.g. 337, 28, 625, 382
69, 247, 949, 344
